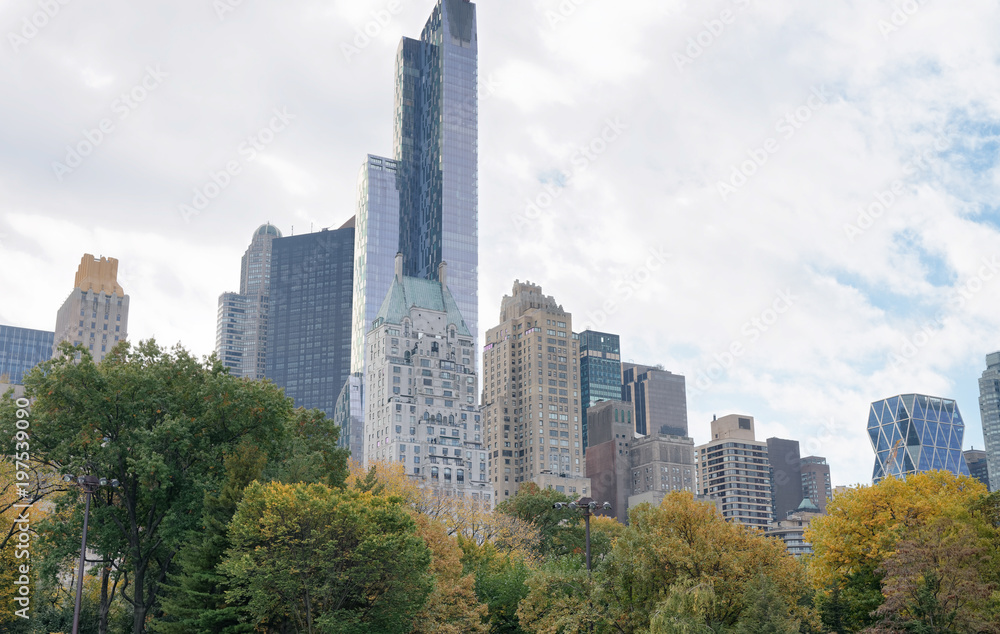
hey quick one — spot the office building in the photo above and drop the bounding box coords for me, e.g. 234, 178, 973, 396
0, 325, 53, 385
629, 425, 696, 510
965, 449, 990, 490
868, 394, 971, 483
265, 224, 354, 420
53, 255, 129, 363
363, 256, 489, 505
695, 415, 772, 529
621, 363, 688, 436
215, 224, 281, 378
978, 353, 1000, 491
393, 0, 479, 345
334, 374, 364, 460
766, 437, 803, 522
482, 281, 588, 502
584, 400, 633, 523
579, 330, 622, 450
800, 456, 832, 513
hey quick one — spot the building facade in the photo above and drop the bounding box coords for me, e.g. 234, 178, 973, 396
800, 455, 832, 513
621, 363, 688, 436
767, 498, 822, 557
868, 394, 971, 484
334, 374, 365, 461
695, 415, 772, 529
579, 330, 622, 450
265, 225, 355, 420
965, 449, 991, 490
363, 256, 489, 506
215, 224, 281, 378
394, 0, 479, 346
584, 400, 633, 523
979, 352, 1000, 492
482, 281, 588, 502
0, 325, 53, 385
53, 255, 129, 363
630, 427, 696, 502
766, 437, 803, 521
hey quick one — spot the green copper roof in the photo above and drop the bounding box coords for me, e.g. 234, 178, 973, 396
373, 275, 471, 336
797, 497, 820, 512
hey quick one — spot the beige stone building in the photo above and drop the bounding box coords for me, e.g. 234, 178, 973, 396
53, 255, 129, 363
695, 414, 772, 529
482, 281, 589, 502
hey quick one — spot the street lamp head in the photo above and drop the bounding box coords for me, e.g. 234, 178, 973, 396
110, 480, 121, 488
99, 478, 108, 487
568, 502, 577, 510
603, 502, 612, 510
588, 502, 597, 510
76, 476, 85, 485
63, 474, 74, 483
552, 503, 563, 510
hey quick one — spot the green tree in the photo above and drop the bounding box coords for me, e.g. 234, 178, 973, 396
7, 340, 293, 634
460, 538, 534, 634
221, 481, 433, 633
495, 483, 585, 560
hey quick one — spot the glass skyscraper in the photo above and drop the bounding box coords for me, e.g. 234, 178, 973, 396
579, 330, 622, 449
0, 325, 54, 385
978, 352, 1000, 491
394, 0, 479, 345
868, 393, 971, 484
265, 224, 355, 420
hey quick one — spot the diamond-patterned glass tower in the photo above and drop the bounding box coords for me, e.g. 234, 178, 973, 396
868, 394, 971, 484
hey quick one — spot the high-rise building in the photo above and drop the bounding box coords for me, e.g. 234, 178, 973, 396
766, 437, 803, 521
215, 224, 281, 378
978, 353, 1000, 492
482, 281, 588, 502
800, 456, 832, 513
964, 449, 990, 490
334, 374, 364, 461
621, 363, 688, 436
584, 400, 634, 523
695, 415, 772, 529
628, 426, 696, 509
265, 224, 354, 420
363, 256, 489, 505
579, 330, 622, 450
0, 325, 53, 385
53, 255, 129, 363
868, 394, 971, 484
767, 498, 822, 557
394, 0, 479, 345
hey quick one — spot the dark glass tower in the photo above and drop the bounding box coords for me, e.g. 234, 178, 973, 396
978, 352, 1000, 492
622, 363, 688, 437
0, 325, 54, 384
579, 330, 622, 449
766, 437, 803, 521
394, 0, 479, 344
266, 225, 355, 419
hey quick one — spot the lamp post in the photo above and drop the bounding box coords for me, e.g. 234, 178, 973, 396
553, 497, 612, 573
63, 474, 119, 634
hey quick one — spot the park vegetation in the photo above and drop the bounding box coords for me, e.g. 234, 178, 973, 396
2, 340, 1000, 633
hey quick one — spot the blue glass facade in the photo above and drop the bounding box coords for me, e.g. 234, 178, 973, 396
579, 330, 622, 449
0, 325, 54, 384
868, 393, 971, 484
266, 227, 354, 419
978, 352, 1000, 492
394, 0, 479, 345
622, 363, 688, 437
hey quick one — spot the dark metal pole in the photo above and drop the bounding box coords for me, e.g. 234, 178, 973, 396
72, 488, 92, 634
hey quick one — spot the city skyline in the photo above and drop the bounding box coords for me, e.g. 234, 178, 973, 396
3, 1, 1000, 488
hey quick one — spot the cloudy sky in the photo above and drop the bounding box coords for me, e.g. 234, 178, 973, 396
2, 0, 999, 486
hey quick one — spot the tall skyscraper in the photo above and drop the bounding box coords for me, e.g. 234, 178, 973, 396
584, 400, 634, 524
363, 256, 489, 506
978, 352, 1000, 491
695, 415, 772, 529
800, 456, 832, 513
53, 255, 129, 363
394, 0, 479, 345
0, 325, 53, 384
215, 224, 281, 378
868, 394, 971, 484
964, 449, 991, 490
482, 281, 589, 502
265, 224, 354, 420
579, 330, 622, 450
621, 363, 688, 436
766, 437, 803, 521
